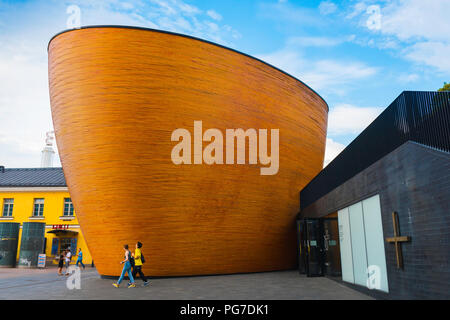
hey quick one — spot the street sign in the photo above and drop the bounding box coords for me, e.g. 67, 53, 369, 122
37, 254, 46, 268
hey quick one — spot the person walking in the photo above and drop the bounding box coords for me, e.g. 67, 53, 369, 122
57, 250, 65, 276
112, 245, 136, 288
76, 248, 85, 269
64, 247, 72, 275
132, 242, 149, 287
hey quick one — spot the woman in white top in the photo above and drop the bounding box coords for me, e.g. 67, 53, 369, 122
64, 248, 72, 275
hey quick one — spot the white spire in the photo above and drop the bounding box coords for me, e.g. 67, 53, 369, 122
41, 131, 55, 168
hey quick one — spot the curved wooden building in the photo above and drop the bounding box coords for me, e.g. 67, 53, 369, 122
48, 26, 328, 277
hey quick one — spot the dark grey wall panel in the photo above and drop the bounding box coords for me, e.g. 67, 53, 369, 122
301, 141, 450, 299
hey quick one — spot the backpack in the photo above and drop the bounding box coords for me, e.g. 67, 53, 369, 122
128, 250, 135, 267
141, 252, 145, 264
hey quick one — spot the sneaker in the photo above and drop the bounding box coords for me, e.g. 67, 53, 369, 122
112, 283, 119, 288
128, 283, 136, 288
143, 281, 150, 287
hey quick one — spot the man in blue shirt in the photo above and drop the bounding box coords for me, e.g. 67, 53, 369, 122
76, 248, 85, 269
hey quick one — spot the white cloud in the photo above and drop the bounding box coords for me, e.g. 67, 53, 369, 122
147, 1, 238, 45
258, 2, 325, 27
207, 9, 222, 21
258, 48, 378, 94
347, 0, 450, 74
174, 1, 201, 15
319, 1, 337, 15
380, 0, 450, 73
323, 102, 385, 167
304, 60, 377, 91
0, 0, 239, 168
0, 35, 55, 165
148, 0, 201, 16
328, 104, 384, 135
287, 36, 343, 47
405, 41, 450, 74
346, 2, 366, 19
223, 25, 241, 40
68, 0, 238, 46
0, 48, 60, 168
348, 35, 401, 51
377, 38, 399, 50
381, 0, 450, 42
120, 2, 135, 10
324, 138, 346, 167
397, 73, 419, 84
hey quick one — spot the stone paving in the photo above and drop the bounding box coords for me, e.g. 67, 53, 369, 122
0, 267, 372, 300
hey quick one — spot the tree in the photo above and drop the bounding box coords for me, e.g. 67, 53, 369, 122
438, 82, 450, 92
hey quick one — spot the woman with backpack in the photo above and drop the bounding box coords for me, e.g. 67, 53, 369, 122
112, 244, 136, 288
131, 241, 149, 286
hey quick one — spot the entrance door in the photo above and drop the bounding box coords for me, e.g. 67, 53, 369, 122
322, 218, 341, 277
297, 220, 307, 274
305, 219, 323, 277
297, 218, 341, 277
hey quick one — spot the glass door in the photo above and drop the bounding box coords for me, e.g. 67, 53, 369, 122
297, 218, 341, 277
305, 219, 324, 277
297, 220, 307, 274
322, 218, 341, 277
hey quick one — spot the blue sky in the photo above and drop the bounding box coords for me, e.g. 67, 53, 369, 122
0, 0, 449, 167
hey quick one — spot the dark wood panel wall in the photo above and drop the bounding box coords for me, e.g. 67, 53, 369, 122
301, 141, 450, 299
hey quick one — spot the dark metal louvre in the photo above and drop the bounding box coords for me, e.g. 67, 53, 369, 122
300, 91, 450, 210
0, 223, 20, 267
18, 222, 46, 268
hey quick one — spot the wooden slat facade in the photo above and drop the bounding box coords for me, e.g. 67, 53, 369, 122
48, 27, 328, 277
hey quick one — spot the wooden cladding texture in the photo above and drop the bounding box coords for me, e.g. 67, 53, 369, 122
48, 27, 328, 277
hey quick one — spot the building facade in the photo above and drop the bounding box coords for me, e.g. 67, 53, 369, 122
0, 168, 92, 267
298, 91, 450, 299
48, 26, 328, 277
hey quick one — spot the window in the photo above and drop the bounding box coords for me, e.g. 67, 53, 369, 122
33, 198, 44, 216
2, 198, 14, 217
51, 238, 59, 255
338, 195, 389, 293
63, 198, 74, 216
60, 237, 77, 255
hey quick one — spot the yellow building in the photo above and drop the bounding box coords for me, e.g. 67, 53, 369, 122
0, 167, 92, 266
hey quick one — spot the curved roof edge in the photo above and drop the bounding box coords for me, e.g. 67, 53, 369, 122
48, 25, 329, 111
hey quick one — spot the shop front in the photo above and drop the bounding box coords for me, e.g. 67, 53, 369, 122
46, 224, 79, 264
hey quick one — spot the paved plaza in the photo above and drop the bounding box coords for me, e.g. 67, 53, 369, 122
0, 267, 372, 300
